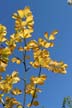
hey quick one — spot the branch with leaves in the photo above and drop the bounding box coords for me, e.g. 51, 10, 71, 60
0, 6, 68, 108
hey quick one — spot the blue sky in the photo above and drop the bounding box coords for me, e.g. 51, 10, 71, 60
0, 0, 72, 108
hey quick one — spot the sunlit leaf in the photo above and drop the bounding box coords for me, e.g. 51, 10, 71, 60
18, 47, 24, 51
0, 24, 7, 43
17, 105, 23, 108
11, 88, 22, 95
49, 30, 58, 40
11, 57, 21, 64
5, 97, 20, 108
11, 71, 20, 84
51, 30, 58, 35
17, 10, 24, 18
33, 101, 39, 106
27, 103, 32, 107
30, 61, 39, 68
44, 32, 48, 40
30, 74, 47, 85
38, 38, 54, 48
0, 67, 5, 72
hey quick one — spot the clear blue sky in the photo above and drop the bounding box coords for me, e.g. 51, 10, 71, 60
0, 0, 72, 108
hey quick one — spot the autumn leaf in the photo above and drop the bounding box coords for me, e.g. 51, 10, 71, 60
27, 101, 39, 107
49, 30, 58, 40
11, 88, 22, 95
38, 38, 54, 48
0, 24, 7, 43
33, 101, 39, 106
44, 32, 49, 40
18, 46, 24, 51
11, 57, 21, 64
30, 74, 47, 85
11, 71, 20, 84
17, 105, 23, 108
12, 6, 34, 39
17, 10, 24, 18
5, 97, 20, 108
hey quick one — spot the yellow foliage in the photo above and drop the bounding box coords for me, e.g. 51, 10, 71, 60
44, 30, 58, 41
6, 38, 16, 52
0, 71, 20, 93
0, 47, 11, 72
30, 74, 47, 85
12, 6, 34, 39
5, 97, 20, 108
26, 83, 41, 96
38, 38, 54, 48
29, 47, 67, 74
0, 6, 68, 108
0, 24, 7, 43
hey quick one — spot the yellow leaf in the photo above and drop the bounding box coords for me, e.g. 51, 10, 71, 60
27, 103, 32, 107
44, 42, 54, 48
44, 32, 49, 40
0, 66, 6, 72
0, 24, 7, 41
2, 47, 11, 55
18, 47, 24, 51
12, 13, 18, 19
11, 58, 21, 64
49, 34, 55, 40
11, 58, 17, 63
11, 71, 20, 84
11, 88, 22, 95
30, 75, 47, 85
30, 61, 39, 68
33, 101, 39, 106
17, 10, 24, 18
17, 105, 23, 108
5, 97, 20, 107
27, 101, 39, 107
16, 59, 21, 64
51, 30, 58, 35
38, 38, 54, 48
49, 30, 58, 40
11, 71, 18, 77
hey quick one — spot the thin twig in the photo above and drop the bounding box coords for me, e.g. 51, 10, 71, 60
23, 38, 27, 108
30, 66, 42, 107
